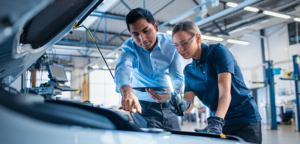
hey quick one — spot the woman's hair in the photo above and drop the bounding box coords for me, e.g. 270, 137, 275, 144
172, 19, 201, 37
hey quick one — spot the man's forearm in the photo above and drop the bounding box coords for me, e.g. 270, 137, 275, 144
214, 93, 231, 119
120, 85, 132, 96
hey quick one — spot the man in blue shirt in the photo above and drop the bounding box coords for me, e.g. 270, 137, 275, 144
114, 8, 183, 131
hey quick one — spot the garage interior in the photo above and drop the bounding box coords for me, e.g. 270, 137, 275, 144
2, 0, 300, 143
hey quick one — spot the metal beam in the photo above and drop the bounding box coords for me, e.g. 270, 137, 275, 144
88, 29, 131, 37
106, 34, 119, 44
57, 40, 119, 49
266, 61, 277, 130
203, 0, 298, 33
84, 47, 122, 68
292, 55, 300, 132
52, 45, 113, 51
47, 54, 112, 59
118, 35, 125, 42
200, 29, 224, 35
195, 0, 259, 26
143, 0, 145, 8
94, 17, 102, 34
90, 13, 125, 21
104, 18, 107, 43
94, 11, 174, 27
77, 50, 85, 56
212, 21, 226, 35
153, 0, 175, 15
158, 0, 212, 28
120, 0, 131, 11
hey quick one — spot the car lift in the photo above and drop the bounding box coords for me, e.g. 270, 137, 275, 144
280, 55, 300, 132
253, 60, 280, 130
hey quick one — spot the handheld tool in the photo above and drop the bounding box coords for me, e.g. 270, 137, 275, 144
166, 75, 184, 116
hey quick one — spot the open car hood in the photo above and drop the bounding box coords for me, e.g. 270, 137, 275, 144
0, 0, 103, 84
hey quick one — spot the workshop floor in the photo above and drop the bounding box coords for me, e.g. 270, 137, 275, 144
181, 121, 300, 144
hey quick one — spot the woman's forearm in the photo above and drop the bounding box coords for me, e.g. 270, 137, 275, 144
183, 91, 195, 112
215, 93, 231, 119
215, 72, 232, 119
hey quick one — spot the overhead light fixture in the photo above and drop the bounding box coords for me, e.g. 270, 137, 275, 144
244, 6, 259, 12
169, 11, 195, 25
263, 11, 291, 19
227, 39, 249, 45
92, 65, 99, 69
106, 59, 114, 62
102, 66, 111, 70
202, 35, 224, 41
226, 2, 238, 7
294, 18, 300, 22
166, 30, 172, 35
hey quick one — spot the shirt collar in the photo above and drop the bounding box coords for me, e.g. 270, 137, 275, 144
192, 43, 209, 68
135, 36, 160, 54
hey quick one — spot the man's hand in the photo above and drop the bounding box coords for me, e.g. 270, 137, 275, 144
146, 88, 170, 103
120, 85, 142, 114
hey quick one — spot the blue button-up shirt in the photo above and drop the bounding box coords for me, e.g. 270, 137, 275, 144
115, 32, 183, 102
184, 43, 261, 126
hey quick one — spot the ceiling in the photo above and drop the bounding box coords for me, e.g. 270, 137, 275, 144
50, 0, 300, 69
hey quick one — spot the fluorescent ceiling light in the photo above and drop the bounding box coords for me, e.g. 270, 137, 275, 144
166, 30, 172, 35
202, 35, 224, 41
169, 11, 195, 25
294, 18, 300, 22
106, 59, 114, 62
263, 11, 291, 19
244, 6, 259, 12
227, 39, 249, 45
92, 65, 99, 69
226, 2, 238, 7
102, 66, 111, 70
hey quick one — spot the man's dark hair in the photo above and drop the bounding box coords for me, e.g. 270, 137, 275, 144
125, 8, 155, 32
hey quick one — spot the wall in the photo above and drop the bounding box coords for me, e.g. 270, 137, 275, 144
224, 22, 300, 104
265, 23, 300, 103
89, 70, 120, 108
227, 30, 265, 89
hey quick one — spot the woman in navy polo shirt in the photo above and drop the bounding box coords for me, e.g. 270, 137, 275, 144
170, 20, 262, 144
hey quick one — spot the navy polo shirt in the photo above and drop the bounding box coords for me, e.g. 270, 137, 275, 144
184, 43, 261, 126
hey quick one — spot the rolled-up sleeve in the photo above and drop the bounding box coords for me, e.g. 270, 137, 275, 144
115, 47, 136, 93
169, 51, 184, 90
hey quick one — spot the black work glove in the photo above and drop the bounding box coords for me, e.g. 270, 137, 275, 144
169, 100, 191, 116
194, 116, 225, 134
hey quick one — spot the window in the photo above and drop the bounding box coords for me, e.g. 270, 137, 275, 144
89, 70, 121, 108
25, 70, 72, 100
287, 22, 300, 45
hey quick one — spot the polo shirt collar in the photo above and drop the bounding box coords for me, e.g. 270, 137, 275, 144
192, 43, 209, 68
